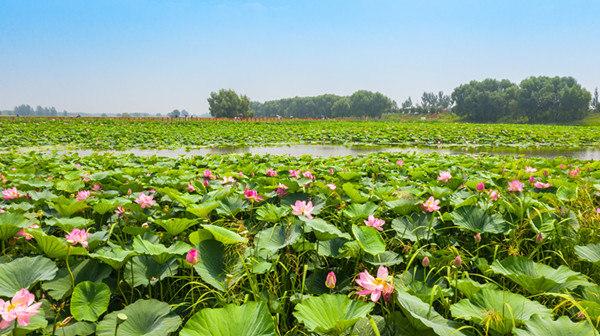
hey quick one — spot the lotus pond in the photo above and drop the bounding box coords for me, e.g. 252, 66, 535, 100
1, 148, 600, 335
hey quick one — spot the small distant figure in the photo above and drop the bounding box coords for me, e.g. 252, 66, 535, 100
77, 114, 81, 118
276, 115, 282, 120
16, 114, 19, 118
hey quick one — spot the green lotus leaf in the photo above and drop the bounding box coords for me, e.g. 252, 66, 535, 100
343, 202, 379, 219
123, 256, 178, 287
56, 180, 86, 193
131, 236, 191, 264
556, 185, 577, 201
47, 197, 88, 217
396, 267, 451, 302
93, 201, 116, 215
71, 281, 110, 322
352, 224, 386, 255
153, 218, 198, 236
180, 301, 276, 336
42, 259, 112, 300
451, 289, 553, 334
363, 250, 403, 266
342, 183, 369, 203
513, 315, 597, 336
384, 198, 420, 216
575, 243, 600, 264
46, 217, 93, 232
202, 224, 248, 244
451, 206, 508, 234
216, 196, 249, 217
0, 212, 32, 240
0, 256, 58, 296
391, 213, 440, 242
160, 187, 204, 207
300, 217, 351, 241
316, 238, 350, 258
490, 256, 587, 294
54, 321, 96, 336
189, 229, 214, 245
254, 224, 302, 252
293, 294, 374, 335
395, 289, 472, 336
452, 278, 498, 298
192, 239, 243, 291
89, 245, 137, 270
187, 201, 220, 218
96, 299, 181, 336
29, 230, 88, 259
255, 203, 290, 222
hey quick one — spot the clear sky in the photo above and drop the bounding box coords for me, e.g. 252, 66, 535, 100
1, 0, 599, 115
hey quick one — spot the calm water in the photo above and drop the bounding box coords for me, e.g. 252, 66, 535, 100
54, 145, 600, 160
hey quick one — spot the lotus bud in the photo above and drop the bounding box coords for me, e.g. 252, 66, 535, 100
528, 175, 535, 183
474, 233, 481, 243
422, 256, 430, 267
536, 232, 543, 244
476, 182, 485, 192
203, 179, 209, 187
186, 249, 199, 265
453, 255, 462, 268
141, 223, 149, 228
329, 168, 334, 175
127, 188, 132, 195
543, 170, 548, 177
325, 271, 336, 289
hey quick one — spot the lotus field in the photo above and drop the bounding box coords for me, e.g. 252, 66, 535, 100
1, 119, 600, 335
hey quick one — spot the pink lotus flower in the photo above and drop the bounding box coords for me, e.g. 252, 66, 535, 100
525, 166, 537, 173
327, 183, 336, 191
476, 182, 485, 192
2, 187, 21, 200
91, 184, 102, 191
437, 171, 452, 183
488, 190, 499, 201
302, 171, 315, 180
115, 206, 127, 216
16, 225, 39, 240
325, 271, 336, 289
76, 190, 91, 201
569, 168, 580, 178
186, 249, 199, 265
534, 181, 551, 189
507, 180, 523, 192
422, 196, 440, 212
187, 183, 195, 192
453, 255, 462, 268
422, 256, 430, 267
329, 168, 334, 175
65, 228, 90, 248
0, 289, 43, 329
289, 170, 301, 178
203, 169, 216, 179
474, 233, 481, 243
528, 175, 535, 183
396, 160, 404, 167
222, 176, 236, 185
266, 169, 277, 177
364, 215, 385, 231
275, 183, 288, 198
135, 193, 156, 208
291, 200, 314, 219
536, 232, 543, 244
355, 266, 394, 302
244, 187, 263, 202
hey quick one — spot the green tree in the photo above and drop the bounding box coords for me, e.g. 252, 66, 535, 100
168, 109, 181, 118
452, 79, 519, 122
207, 89, 253, 118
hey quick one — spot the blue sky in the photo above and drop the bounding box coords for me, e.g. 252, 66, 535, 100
1, 0, 598, 115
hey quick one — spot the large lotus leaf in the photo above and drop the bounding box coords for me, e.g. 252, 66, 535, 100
47, 197, 88, 217
384, 198, 420, 216
452, 278, 498, 298
451, 206, 507, 234
56, 180, 86, 193
451, 289, 553, 334
316, 238, 350, 258
395, 267, 451, 302
254, 224, 302, 252
160, 187, 204, 207
123, 256, 178, 287
490, 256, 587, 294
0, 256, 58, 296
29, 230, 88, 259
342, 183, 369, 203
293, 294, 374, 335
513, 315, 596, 336
343, 202, 379, 219
192, 239, 243, 291
153, 218, 198, 236
187, 201, 220, 218
216, 196, 249, 217
46, 217, 94, 232
89, 245, 137, 270
96, 299, 181, 336
54, 321, 96, 336
363, 250, 403, 266
575, 243, 600, 264
92, 200, 117, 215
189, 229, 214, 245
556, 185, 578, 201
391, 213, 440, 242
180, 301, 276, 336
202, 224, 248, 244
352, 224, 386, 255
395, 290, 472, 336
569, 285, 600, 322
71, 281, 110, 322
28, 189, 58, 201
530, 212, 557, 238
42, 259, 112, 300
0, 309, 47, 335
0, 212, 32, 240
131, 236, 191, 264
255, 203, 290, 223
299, 217, 351, 241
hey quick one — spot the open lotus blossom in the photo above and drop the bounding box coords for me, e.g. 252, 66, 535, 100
507, 179, 523, 192
396, 160, 404, 167
422, 196, 440, 212
569, 168, 580, 178
115, 206, 127, 216
488, 190, 499, 201
291, 200, 314, 219
16, 225, 39, 240
65, 228, 90, 248
275, 183, 288, 198
289, 170, 301, 178
355, 266, 394, 302
187, 183, 195, 192
302, 171, 315, 180
525, 166, 537, 173
203, 169, 216, 179
91, 184, 102, 191
0, 289, 43, 329
364, 215, 385, 231
222, 176, 236, 184
327, 183, 336, 191
0, 208, 4, 213
135, 193, 156, 208
534, 181, 551, 189
325, 271, 336, 289
76, 190, 91, 201
244, 187, 263, 202
437, 171, 452, 183
2, 187, 21, 200
186, 249, 199, 265
265, 169, 277, 177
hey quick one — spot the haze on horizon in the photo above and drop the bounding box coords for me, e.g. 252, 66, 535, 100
1, 0, 599, 116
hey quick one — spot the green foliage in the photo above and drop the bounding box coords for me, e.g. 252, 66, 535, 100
208, 89, 253, 118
